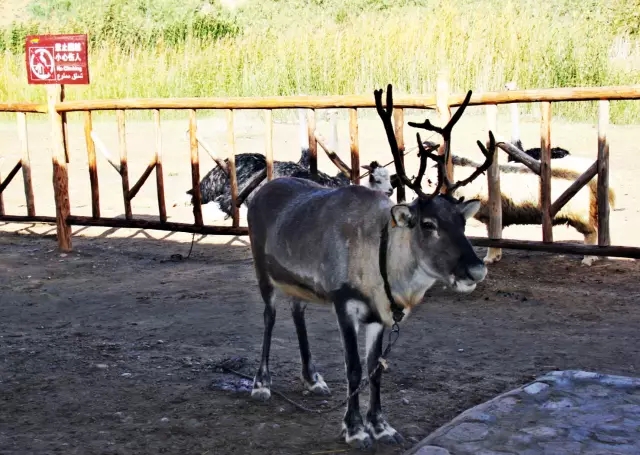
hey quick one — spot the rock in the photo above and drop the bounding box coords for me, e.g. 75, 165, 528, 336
95, 363, 109, 369
443, 422, 489, 442
402, 397, 410, 405
121, 372, 132, 378
160, 417, 169, 423
521, 426, 558, 438
414, 446, 451, 455
523, 382, 549, 395
541, 398, 574, 410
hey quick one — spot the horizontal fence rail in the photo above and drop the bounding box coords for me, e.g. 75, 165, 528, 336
1, 82, 639, 262
26, 85, 640, 113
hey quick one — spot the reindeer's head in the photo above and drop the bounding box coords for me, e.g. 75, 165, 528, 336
375, 84, 495, 293
362, 161, 394, 197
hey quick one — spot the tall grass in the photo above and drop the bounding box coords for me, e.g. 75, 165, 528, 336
1, 0, 639, 123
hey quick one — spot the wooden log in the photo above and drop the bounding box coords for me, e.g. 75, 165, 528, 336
307, 109, 318, 177
83, 111, 100, 219
597, 100, 611, 246
47, 85, 72, 252
486, 104, 502, 242
66, 215, 248, 236
265, 109, 274, 181
468, 237, 640, 259
314, 132, 351, 177
0, 215, 57, 224
90, 130, 121, 173
236, 169, 267, 207
60, 85, 70, 163
393, 108, 406, 202
539, 102, 553, 242
16, 113, 35, 217
550, 161, 598, 217
0, 102, 47, 113
6, 213, 639, 260
436, 71, 453, 184
116, 109, 132, 220
127, 157, 157, 201
189, 109, 203, 227
0, 161, 23, 194
154, 109, 167, 223
53, 85, 640, 112
495, 141, 541, 174
227, 109, 240, 228
349, 108, 360, 184
194, 131, 228, 174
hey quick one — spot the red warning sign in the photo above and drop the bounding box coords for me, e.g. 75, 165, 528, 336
25, 34, 90, 85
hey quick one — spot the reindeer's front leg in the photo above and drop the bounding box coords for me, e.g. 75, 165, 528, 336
364, 322, 404, 445
335, 301, 372, 449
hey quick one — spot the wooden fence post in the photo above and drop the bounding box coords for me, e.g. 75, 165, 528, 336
60, 84, 70, 163
227, 109, 240, 228
83, 111, 100, 219
116, 109, 132, 220
436, 71, 453, 186
47, 85, 72, 251
349, 108, 360, 184
307, 109, 318, 177
154, 109, 167, 223
597, 100, 611, 246
486, 104, 502, 247
188, 109, 203, 227
393, 108, 406, 202
265, 109, 274, 181
17, 112, 35, 216
540, 101, 553, 242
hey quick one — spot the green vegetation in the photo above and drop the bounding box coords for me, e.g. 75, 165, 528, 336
1, 0, 639, 122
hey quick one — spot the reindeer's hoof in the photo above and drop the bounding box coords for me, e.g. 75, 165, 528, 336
581, 255, 598, 266
251, 381, 271, 401
341, 424, 373, 450
303, 373, 331, 396
366, 419, 404, 445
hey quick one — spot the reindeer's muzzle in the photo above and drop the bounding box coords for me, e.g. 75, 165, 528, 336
451, 260, 487, 293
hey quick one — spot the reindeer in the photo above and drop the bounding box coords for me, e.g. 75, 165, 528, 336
244, 85, 494, 449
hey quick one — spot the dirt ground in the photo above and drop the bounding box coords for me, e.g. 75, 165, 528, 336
1, 104, 640, 454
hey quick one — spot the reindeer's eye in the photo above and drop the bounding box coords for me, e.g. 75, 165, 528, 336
421, 219, 438, 230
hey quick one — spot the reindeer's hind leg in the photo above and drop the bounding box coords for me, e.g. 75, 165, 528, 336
251, 278, 276, 401
291, 300, 330, 396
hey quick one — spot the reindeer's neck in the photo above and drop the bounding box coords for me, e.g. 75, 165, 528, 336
385, 225, 436, 316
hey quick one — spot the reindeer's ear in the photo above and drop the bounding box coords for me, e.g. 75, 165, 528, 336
186, 189, 194, 195
458, 199, 481, 220
361, 164, 372, 171
390, 204, 416, 228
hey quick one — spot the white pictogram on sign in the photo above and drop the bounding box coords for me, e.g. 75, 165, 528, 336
29, 48, 55, 80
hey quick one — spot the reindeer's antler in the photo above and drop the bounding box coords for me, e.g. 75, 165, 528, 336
374, 84, 441, 198
408, 90, 495, 196
408, 90, 472, 179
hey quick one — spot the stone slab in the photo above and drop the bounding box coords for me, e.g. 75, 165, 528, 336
404, 370, 640, 455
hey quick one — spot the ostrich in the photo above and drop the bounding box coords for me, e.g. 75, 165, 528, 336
187, 109, 394, 219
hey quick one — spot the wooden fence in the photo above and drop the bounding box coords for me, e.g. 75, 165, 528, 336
2, 82, 640, 260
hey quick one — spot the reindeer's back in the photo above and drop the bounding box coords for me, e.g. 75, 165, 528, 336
249, 178, 389, 251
